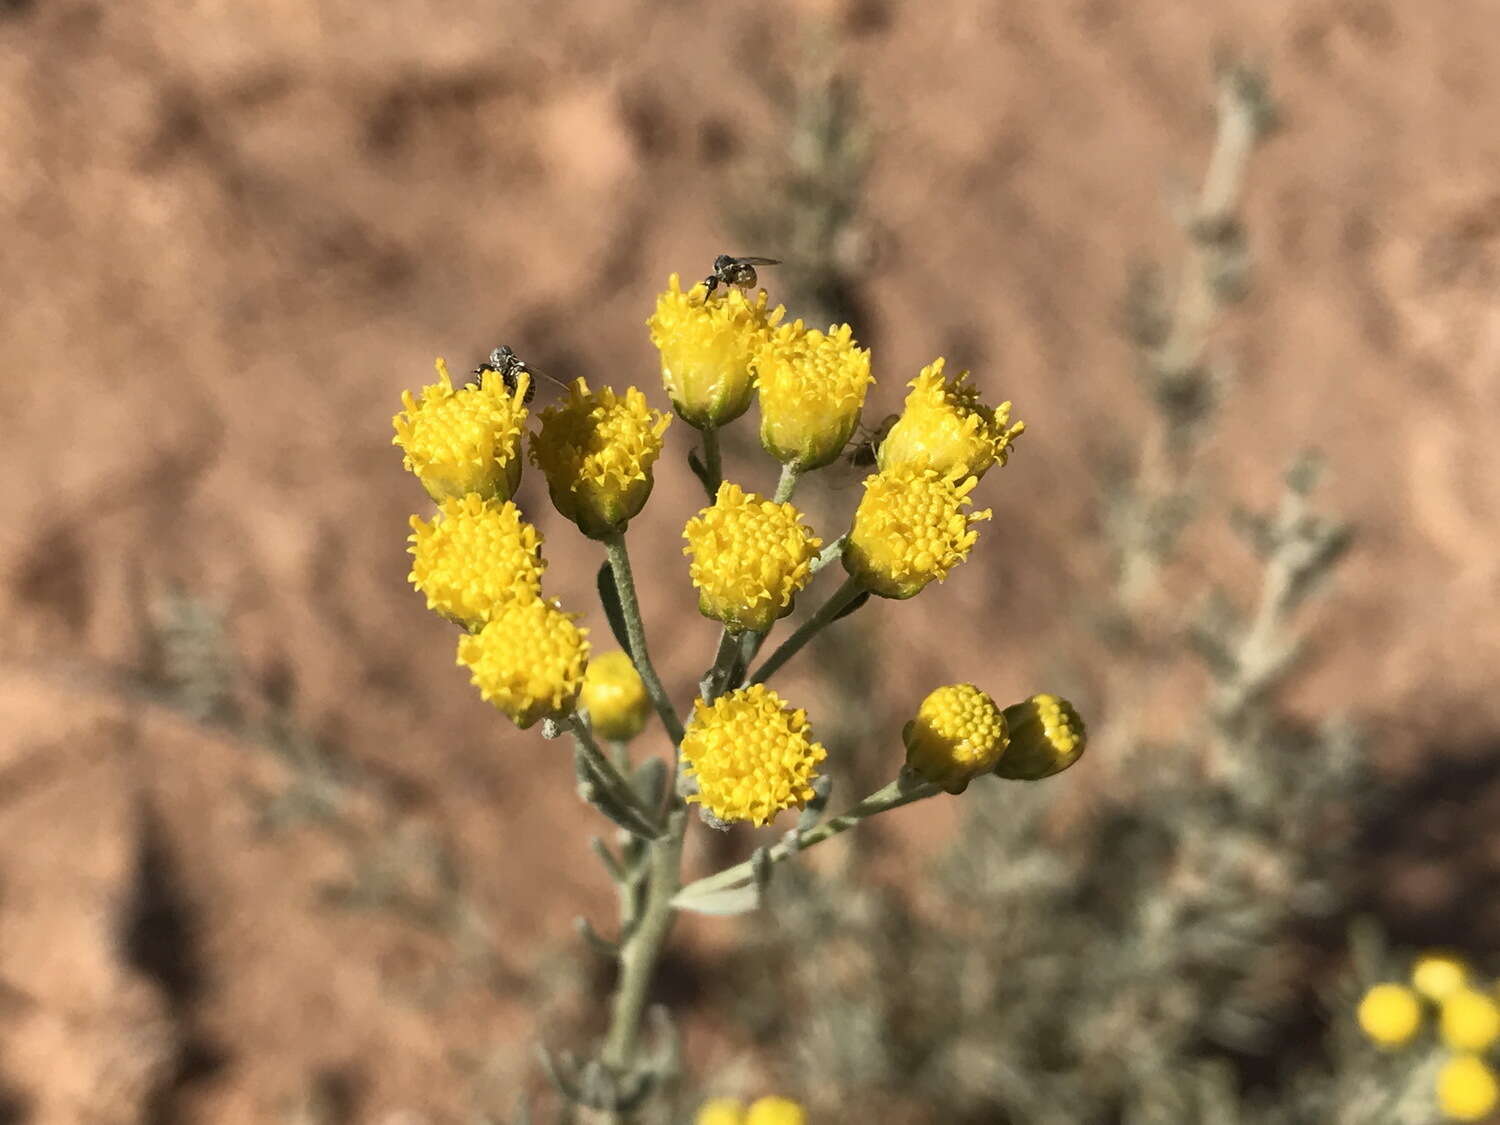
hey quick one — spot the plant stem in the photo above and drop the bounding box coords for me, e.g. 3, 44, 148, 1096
572, 723, 662, 838
701, 627, 741, 701
773, 463, 800, 503
749, 575, 866, 685
699, 426, 722, 498
810, 534, 846, 574
679, 775, 940, 897
601, 809, 687, 1070
604, 532, 686, 746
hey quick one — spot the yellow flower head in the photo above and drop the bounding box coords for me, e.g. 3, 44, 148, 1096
995, 694, 1089, 780
903, 683, 1009, 794
1442, 988, 1500, 1052
1414, 952, 1470, 1002
580, 650, 650, 742
683, 482, 822, 634
755, 320, 873, 471
681, 684, 827, 827
530, 379, 672, 538
1438, 1055, 1500, 1122
456, 599, 589, 729
1356, 983, 1423, 1048
694, 1099, 747, 1125
393, 358, 529, 502
878, 358, 1025, 482
408, 494, 546, 629
747, 1097, 807, 1125
842, 467, 991, 599
648, 274, 784, 429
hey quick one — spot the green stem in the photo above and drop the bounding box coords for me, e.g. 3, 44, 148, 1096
700, 425, 722, 498
810, 534, 847, 574
701, 627, 742, 701
749, 575, 866, 685
604, 532, 686, 746
601, 809, 687, 1070
571, 723, 662, 838
680, 775, 940, 897
773, 462, 800, 503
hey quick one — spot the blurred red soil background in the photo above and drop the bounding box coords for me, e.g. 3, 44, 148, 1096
3, 0, 1499, 1119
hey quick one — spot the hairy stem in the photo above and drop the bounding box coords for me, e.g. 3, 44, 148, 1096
773, 463, 800, 503
750, 574, 865, 685
604, 532, 686, 746
699, 425, 722, 499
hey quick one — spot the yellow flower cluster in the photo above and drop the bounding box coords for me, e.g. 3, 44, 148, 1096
393, 358, 529, 502
843, 468, 991, 599
996, 694, 1088, 780
1356, 952, 1500, 1121
681, 685, 827, 826
581, 651, 650, 742
903, 683, 1009, 794
531, 379, 672, 539
648, 274, 784, 429
879, 358, 1025, 482
458, 599, 590, 730
755, 320, 872, 471
408, 494, 545, 629
683, 482, 822, 634
695, 1096, 806, 1125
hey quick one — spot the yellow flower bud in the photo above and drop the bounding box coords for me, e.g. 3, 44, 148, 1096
842, 468, 990, 599
393, 358, 528, 502
530, 379, 671, 539
755, 320, 872, 471
681, 684, 827, 827
1441, 988, 1500, 1052
648, 274, 784, 429
683, 482, 822, 634
746, 1097, 806, 1125
1438, 1055, 1500, 1122
456, 599, 589, 729
408, 494, 546, 629
1356, 983, 1423, 1048
1414, 952, 1470, 1002
903, 684, 1009, 794
580, 651, 650, 742
878, 358, 1025, 482
994, 694, 1088, 780
695, 1099, 746, 1125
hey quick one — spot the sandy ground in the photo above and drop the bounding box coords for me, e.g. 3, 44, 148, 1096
3, 0, 1499, 1119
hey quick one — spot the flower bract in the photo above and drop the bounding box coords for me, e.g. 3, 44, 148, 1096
393, 357, 529, 502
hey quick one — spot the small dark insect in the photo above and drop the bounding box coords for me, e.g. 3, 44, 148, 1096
844, 413, 900, 469
701, 253, 781, 300
473, 346, 568, 405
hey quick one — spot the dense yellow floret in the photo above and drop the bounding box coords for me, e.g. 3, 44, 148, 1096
456, 599, 589, 729
878, 357, 1024, 481
755, 320, 872, 471
407, 494, 545, 628
1414, 953, 1470, 1002
580, 650, 651, 742
393, 358, 529, 502
648, 274, 784, 429
842, 467, 990, 599
1438, 1055, 1499, 1122
530, 379, 672, 538
1441, 988, 1500, 1052
903, 684, 1009, 794
681, 684, 827, 827
995, 694, 1088, 780
1356, 983, 1423, 1048
683, 482, 822, 634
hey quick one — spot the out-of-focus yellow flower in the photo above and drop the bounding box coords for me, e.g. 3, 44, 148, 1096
1414, 953, 1471, 1002
755, 320, 872, 471
746, 1096, 807, 1125
903, 684, 1009, 794
407, 494, 546, 629
580, 650, 650, 741
456, 599, 588, 729
842, 467, 990, 599
1438, 1055, 1500, 1122
694, 1099, 747, 1125
681, 684, 827, 826
1356, 983, 1423, 1048
683, 482, 822, 634
878, 358, 1024, 482
648, 274, 784, 429
994, 694, 1088, 780
394, 358, 529, 502
1441, 988, 1500, 1052
531, 379, 671, 539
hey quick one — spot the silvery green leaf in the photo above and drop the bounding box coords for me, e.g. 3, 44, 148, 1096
670, 881, 761, 916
